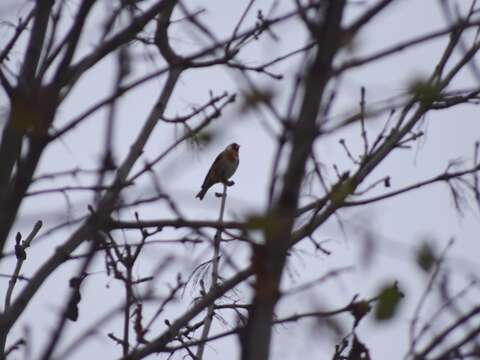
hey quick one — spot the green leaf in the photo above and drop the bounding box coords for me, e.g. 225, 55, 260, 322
246, 214, 274, 231
374, 282, 404, 321
416, 241, 436, 273
187, 130, 216, 149
240, 87, 275, 113
329, 178, 353, 206
408, 79, 442, 106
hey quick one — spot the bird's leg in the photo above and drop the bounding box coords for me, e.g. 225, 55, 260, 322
216, 180, 234, 197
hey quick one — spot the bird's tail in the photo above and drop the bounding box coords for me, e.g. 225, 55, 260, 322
196, 187, 207, 200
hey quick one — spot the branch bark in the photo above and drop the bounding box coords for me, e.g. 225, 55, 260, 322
0, 0, 182, 344
240, 2, 346, 360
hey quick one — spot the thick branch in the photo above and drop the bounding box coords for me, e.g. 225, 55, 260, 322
62, 0, 176, 87
241, 2, 346, 360
0, 2, 182, 337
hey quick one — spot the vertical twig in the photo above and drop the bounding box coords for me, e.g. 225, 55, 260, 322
123, 248, 134, 356
4, 221, 42, 310
195, 184, 228, 359
94, 47, 129, 205
0, 220, 42, 355
359, 86, 369, 162
472, 141, 480, 212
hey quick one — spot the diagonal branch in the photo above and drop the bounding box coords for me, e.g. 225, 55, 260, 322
0, 0, 182, 341
61, 0, 176, 88
122, 267, 253, 360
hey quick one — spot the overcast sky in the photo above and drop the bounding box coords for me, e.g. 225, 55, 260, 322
1, 1, 480, 359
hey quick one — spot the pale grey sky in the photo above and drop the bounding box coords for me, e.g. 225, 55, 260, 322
1, 1, 479, 359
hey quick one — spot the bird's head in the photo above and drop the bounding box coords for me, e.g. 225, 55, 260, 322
228, 143, 240, 152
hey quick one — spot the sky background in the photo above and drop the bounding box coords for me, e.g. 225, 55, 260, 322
0, 0, 480, 359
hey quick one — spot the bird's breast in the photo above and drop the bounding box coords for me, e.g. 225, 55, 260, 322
223, 151, 239, 178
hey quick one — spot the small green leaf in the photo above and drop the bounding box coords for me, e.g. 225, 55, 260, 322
416, 241, 436, 273
187, 130, 216, 149
374, 282, 404, 321
408, 79, 442, 106
246, 214, 285, 238
246, 215, 273, 230
240, 87, 275, 113
329, 179, 353, 206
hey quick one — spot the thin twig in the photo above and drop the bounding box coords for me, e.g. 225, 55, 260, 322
195, 184, 228, 359
4, 221, 42, 311
408, 239, 454, 355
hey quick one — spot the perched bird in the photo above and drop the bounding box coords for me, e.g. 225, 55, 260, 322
196, 143, 240, 200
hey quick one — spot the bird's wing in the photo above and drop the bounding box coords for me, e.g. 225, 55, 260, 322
201, 152, 223, 188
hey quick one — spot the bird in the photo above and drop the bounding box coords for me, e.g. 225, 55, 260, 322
196, 143, 240, 200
